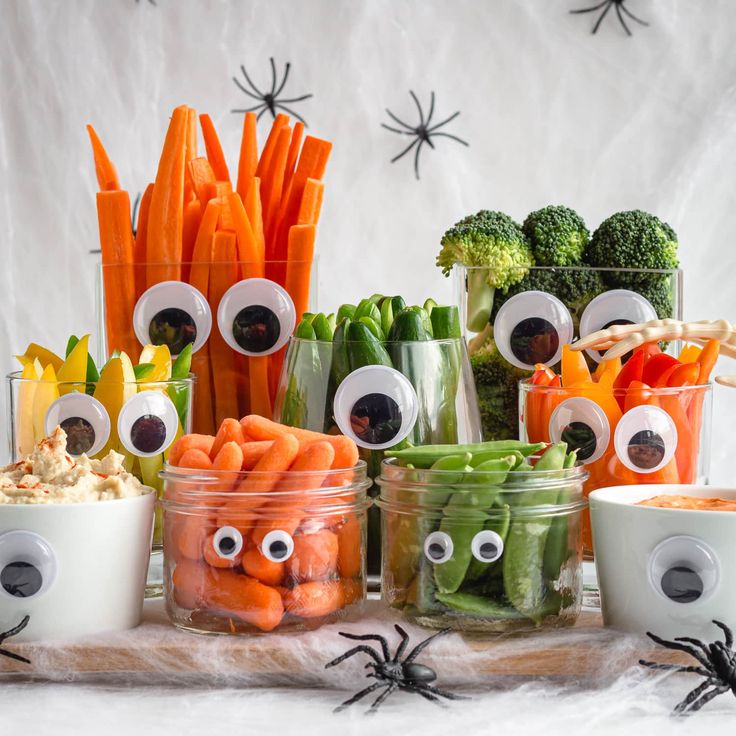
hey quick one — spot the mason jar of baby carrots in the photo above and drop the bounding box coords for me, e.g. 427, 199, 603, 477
161, 459, 371, 634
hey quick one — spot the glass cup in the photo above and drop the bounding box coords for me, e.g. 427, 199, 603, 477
376, 458, 588, 633
273, 336, 483, 576
518, 380, 712, 555
161, 462, 371, 634
451, 264, 683, 441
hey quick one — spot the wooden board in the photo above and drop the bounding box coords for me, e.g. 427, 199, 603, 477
0, 601, 690, 685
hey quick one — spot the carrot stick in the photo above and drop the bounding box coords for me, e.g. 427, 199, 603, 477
96, 190, 138, 358
296, 179, 324, 225
284, 224, 316, 324
86, 124, 120, 191
215, 181, 235, 231
282, 121, 304, 199
240, 440, 274, 470
170, 434, 215, 466
133, 183, 154, 299
283, 580, 345, 619
241, 547, 285, 586
227, 192, 263, 278
697, 339, 720, 383
245, 178, 266, 263
255, 113, 290, 179
210, 418, 245, 460
188, 157, 217, 207
262, 125, 292, 249
178, 448, 213, 470
236, 111, 258, 201
199, 113, 230, 183
146, 106, 187, 286
208, 230, 240, 424
248, 356, 273, 419
183, 107, 198, 202
181, 199, 203, 281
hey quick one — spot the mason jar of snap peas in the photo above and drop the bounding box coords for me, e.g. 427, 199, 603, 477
376, 441, 588, 632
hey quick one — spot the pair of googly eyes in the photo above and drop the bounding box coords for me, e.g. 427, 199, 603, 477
212, 527, 294, 563
45, 391, 179, 458
423, 530, 504, 565
494, 289, 658, 370
0, 531, 56, 601
548, 398, 678, 473
133, 279, 296, 357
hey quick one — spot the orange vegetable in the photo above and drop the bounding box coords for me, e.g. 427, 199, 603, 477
236, 112, 258, 201
255, 114, 289, 179
86, 124, 120, 190
248, 356, 273, 418
96, 190, 138, 358
133, 183, 154, 299
282, 121, 304, 197
181, 199, 203, 281
240, 440, 274, 470
178, 448, 213, 470
238, 433, 300, 496
146, 105, 187, 286
326, 434, 360, 471
199, 113, 230, 183
336, 515, 362, 579
296, 178, 325, 226
262, 125, 292, 247
183, 107, 198, 201
624, 380, 657, 412
212, 441, 244, 472
661, 393, 696, 484
227, 192, 263, 279
172, 559, 214, 610
171, 515, 214, 562
697, 339, 720, 383
342, 578, 363, 606
283, 580, 345, 619
666, 362, 701, 388
561, 345, 592, 387
210, 418, 245, 460
188, 157, 217, 207
284, 224, 316, 324
245, 178, 265, 263
678, 344, 702, 363
287, 529, 339, 582
241, 546, 285, 586
169, 434, 215, 466
203, 532, 244, 569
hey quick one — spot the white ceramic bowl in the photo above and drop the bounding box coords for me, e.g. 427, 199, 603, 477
0, 491, 155, 642
591, 484, 736, 639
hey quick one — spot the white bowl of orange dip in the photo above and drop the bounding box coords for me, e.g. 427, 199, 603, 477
590, 485, 736, 639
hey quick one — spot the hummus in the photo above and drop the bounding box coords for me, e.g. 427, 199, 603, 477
0, 426, 148, 504
637, 494, 736, 512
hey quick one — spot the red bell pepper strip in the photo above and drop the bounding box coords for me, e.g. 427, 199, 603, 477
642, 353, 679, 387
613, 349, 646, 409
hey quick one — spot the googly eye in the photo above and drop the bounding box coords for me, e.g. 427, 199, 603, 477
333, 366, 419, 450
261, 530, 295, 563
212, 527, 244, 560
471, 530, 504, 563
44, 393, 111, 457
549, 397, 610, 465
117, 390, 179, 457
133, 281, 212, 356
579, 290, 658, 363
614, 405, 677, 474
216, 278, 296, 357
0, 531, 57, 601
493, 291, 573, 370
424, 531, 454, 564
649, 535, 719, 605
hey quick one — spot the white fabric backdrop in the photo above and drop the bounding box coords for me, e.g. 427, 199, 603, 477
1, 0, 735, 480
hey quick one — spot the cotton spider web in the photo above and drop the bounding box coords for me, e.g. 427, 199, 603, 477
570, 0, 649, 36
232, 58, 313, 125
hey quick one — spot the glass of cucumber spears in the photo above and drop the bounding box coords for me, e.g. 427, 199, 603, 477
273, 295, 482, 574
376, 440, 588, 632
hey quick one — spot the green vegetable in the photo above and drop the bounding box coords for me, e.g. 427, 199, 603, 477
346, 321, 393, 370
386, 440, 544, 468
331, 318, 352, 385
134, 363, 156, 379
354, 298, 382, 325
423, 298, 438, 316
464, 502, 511, 583
437, 210, 534, 332
435, 591, 527, 619
295, 319, 317, 340
429, 305, 461, 340
522, 205, 589, 267
311, 313, 334, 341
336, 304, 356, 323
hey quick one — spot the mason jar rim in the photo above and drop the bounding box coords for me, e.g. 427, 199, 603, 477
7, 369, 197, 385
518, 378, 712, 395
375, 495, 587, 518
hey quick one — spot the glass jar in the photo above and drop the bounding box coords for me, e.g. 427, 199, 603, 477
161, 462, 371, 634
519, 380, 712, 555
377, 458, 587, 633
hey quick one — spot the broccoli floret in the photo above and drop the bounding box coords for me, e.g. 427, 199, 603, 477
522, 205, 589, 267
470, 339, 526, 440
438, 210, 533, 332
584, 210, 679, 272
633, 275, 676, 320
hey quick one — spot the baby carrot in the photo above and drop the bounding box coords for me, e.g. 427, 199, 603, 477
336, 515, 362, 579
240, 440, 274, 470
203, 531, 244, 569
341, 578, 363, 606
245, 433, 300, 487
204, 570, 284, 632
178, 448, 213, 470
287, 529, 339, 582
325, 434, 359, 471
212, 441, 244, 472
169, 434, 215, 466
172, 514, 214, 561
210, 418, 245, 460
241, 546, 285, 586
172, 559, 215, 611
283, 580, 345, 619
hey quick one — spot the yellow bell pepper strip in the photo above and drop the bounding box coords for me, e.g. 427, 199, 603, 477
56, 335, 90, 395
32, 364, 60, 442
678, 344, 702, 363
17, 361, 40, 456
93, 353, 137, 457
16, 344, 63, 373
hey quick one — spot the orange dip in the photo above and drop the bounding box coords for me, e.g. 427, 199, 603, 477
637, 495, 736, 511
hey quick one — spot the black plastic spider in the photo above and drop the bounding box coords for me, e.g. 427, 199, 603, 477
325, 625, 466, 713
382, 91, 469, 180
232, 58, 313, 125
570, 0, 648, 36
0, 616, 31, 665
639, 620, 736, 715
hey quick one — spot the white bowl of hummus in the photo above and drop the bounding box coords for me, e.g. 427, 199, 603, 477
0, 427, 155, 642
590, 484, 736, 639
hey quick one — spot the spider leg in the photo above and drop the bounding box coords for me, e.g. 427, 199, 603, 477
274, 94, 314, 105
425, 92, 436, 128
337, 632, 391, 661
325, 644, 383, 669
404, 628, 451, 663
646, 632, 714, 669
232, 102, 269, 114
274, 103, 308, 126
413, 139, 426, 180
591, 2, 613, 34
638, 660, 713, 677
619, 3, 649, 26
430, 132, 470, 147
569, 0, 609, 14
381, 123, 416, 135
712, 620, 734, 649
413, 682, 469, 701
257, 107, 272, 122
367, 682, 398, 714
334, 682, 383, 713
409, 91, 425, 129
393, 625, 410, 662
674, 637, 711, 659
614, 4, 632, 36
232, 76, 263, 101
273, 61, 291, 98
410, 687, 448, 707
0, 616, 30, 643
674, 679, 719, 714
426, 111, 461, 133
385, 109, 417, 132
269, 57, 278, 96
0, 647, 31, 665
679, 685, 730, 715
239, 64, 266, 98
390, 137, 419, 164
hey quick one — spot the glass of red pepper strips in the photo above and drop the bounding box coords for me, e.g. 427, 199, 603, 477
519, 341, 716, 554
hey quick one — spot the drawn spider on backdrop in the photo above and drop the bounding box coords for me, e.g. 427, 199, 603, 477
382, 91, 469, 181
89, 191, 141, 255
325, 625, 467, 713
639, 620, 736, 714
232, 58, 313, 126
134, 0, 156, 5
0, 616, 31, 665
570, 0, 649, 36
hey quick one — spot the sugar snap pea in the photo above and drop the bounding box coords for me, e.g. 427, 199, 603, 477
386, 440, 545, 469
435, 591, 529, 619
464, 502, 511, 584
